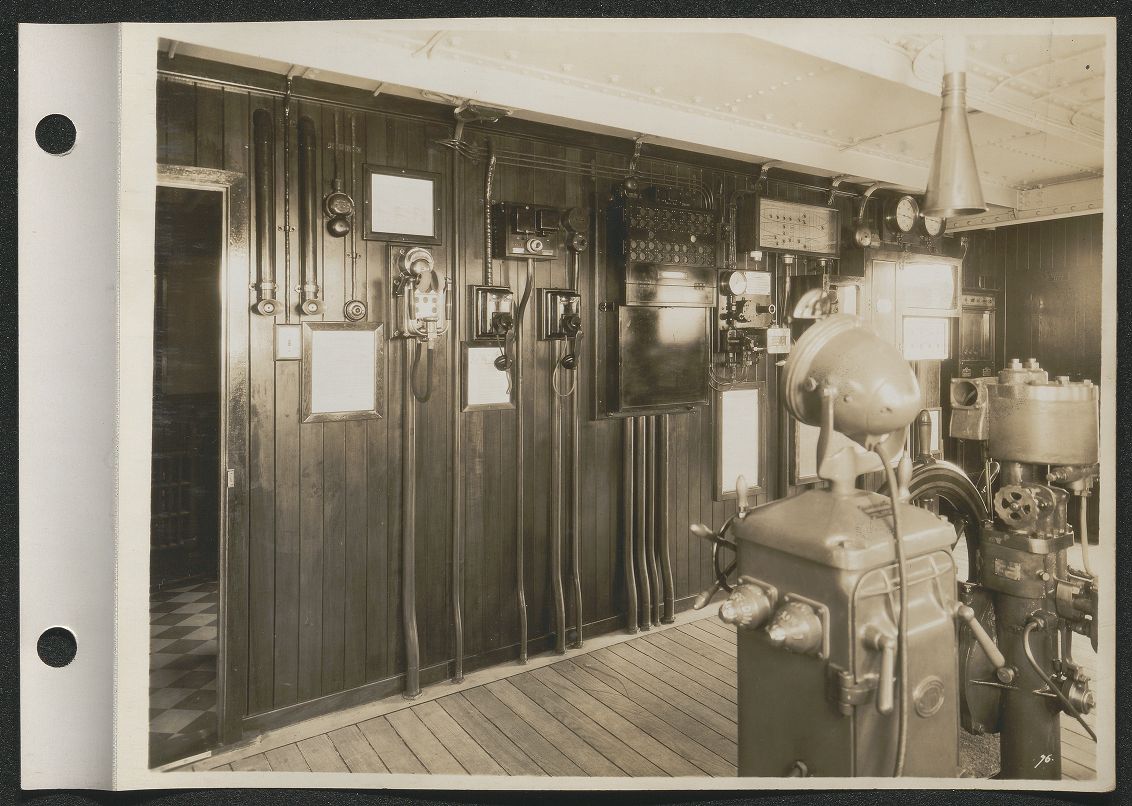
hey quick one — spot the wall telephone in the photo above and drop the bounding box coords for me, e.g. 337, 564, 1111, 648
540, 289, 582, 395
392, 246, 450, 346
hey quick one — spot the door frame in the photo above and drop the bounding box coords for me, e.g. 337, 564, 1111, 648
156, 165, 249, 747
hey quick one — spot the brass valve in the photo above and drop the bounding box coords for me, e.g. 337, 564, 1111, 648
766, 601, 823, 655
719, 582, 776, 631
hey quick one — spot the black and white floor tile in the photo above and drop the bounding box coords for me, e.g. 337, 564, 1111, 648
149, 579, 218, 767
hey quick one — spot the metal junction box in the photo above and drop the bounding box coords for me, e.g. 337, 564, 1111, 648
597, 194, 719, 418
726, 488, 960, 778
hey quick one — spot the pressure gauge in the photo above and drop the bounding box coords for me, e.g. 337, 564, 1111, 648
723, 271, 748, 296
886, 195, 920, 234
922, 214, 946, 237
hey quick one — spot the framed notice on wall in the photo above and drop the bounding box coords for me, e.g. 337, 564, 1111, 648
462, 344, 514, 411
362, 165, 442, 244
714, 381, 766, 500
301, 322, 385, 423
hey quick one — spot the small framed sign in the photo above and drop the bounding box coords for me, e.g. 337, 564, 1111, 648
713, 381, 767, 501
275, 324, 302, 360
301, 321, 385, 423
462, 344, 514, 411
362, 165, 442, 244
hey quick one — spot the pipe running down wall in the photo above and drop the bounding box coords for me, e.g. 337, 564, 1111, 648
625, 415, 675, 632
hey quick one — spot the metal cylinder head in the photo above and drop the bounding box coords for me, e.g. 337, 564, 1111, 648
987, 375, 1098, 466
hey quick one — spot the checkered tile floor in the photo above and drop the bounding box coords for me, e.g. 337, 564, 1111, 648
149, 579, 218, 767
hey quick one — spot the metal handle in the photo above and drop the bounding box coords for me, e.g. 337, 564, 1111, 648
735, 474, 749, 514
863, 625, 896, 715
954, 603, 1007, 671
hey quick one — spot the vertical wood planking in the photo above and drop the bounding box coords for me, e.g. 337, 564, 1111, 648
195, 84, 224, 169
157, 74, 988, 725
239, 91, 277, 716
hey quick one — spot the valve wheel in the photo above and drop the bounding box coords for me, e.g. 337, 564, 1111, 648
711, 530, 738, 594
994, 485, 1040, 529
690, 517, 739, 608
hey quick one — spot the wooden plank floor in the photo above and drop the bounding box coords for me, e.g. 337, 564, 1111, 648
192, 609, 1095, 779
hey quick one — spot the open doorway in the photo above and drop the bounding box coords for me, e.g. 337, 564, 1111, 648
149, 184, 223, 766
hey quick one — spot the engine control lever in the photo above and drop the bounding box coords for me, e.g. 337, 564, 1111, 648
954, 602, 1011, 681
863, 625, 896, 715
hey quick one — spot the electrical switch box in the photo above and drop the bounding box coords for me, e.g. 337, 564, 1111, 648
491, 202, 561, 260
470, 285, 515, 343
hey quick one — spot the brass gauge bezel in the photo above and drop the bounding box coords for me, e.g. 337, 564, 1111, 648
921, 214, 947, 237
885, 194, 921, 234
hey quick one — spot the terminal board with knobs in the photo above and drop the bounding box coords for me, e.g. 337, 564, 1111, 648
737, 196, 841, 258
610, 201, 718, 267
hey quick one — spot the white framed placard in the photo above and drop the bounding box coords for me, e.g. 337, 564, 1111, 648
714, 381, 766, 500
275, 324, 302, 360
301, 321, 385, 423
363, 164, 442, 244
793, 419, 901, 484
900, 261, 959, 311
903, 316, 951, 360
462, 344, 514, 411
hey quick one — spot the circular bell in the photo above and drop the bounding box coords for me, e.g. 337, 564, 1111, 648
343, 299, 368, 322
563, 206, 588, 234
324, 190, 355, 219
326, 214, 351, 238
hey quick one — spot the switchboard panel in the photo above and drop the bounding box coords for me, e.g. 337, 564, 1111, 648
596, 188, 719, 418
748, 197, 840, 257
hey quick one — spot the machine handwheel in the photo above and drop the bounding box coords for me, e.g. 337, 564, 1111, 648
993, 485, 1040, 529
712, 530, 738, 594
690, 517, 739, 608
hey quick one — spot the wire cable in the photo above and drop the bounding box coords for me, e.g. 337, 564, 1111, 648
1022, 619, 1097, 742
880, 452, 910, 777
1077, 494, 1095, 578
410, 339, 433, 402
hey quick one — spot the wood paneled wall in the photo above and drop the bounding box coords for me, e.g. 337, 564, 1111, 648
156, 60, 857, 735
962, 214, 1102, 384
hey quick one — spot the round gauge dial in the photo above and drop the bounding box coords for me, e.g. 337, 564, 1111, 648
922, 215, 946, 237
887, 195, 920, 234
725, 271, 747, 295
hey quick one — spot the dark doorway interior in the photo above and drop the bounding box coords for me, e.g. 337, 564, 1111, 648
149, 185, 223, 766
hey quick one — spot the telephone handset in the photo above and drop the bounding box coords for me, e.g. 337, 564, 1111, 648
393, 246, 450, 347
558, 298, 582, 371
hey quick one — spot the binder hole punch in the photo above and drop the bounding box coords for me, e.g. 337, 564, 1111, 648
36, 627, 77, 668
35, 114, 76, 156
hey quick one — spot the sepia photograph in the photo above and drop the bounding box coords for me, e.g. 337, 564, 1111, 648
66, 16, 1116, 788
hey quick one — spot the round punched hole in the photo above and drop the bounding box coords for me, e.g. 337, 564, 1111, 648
37, 627, 77, 668
35, 114, 77, 155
